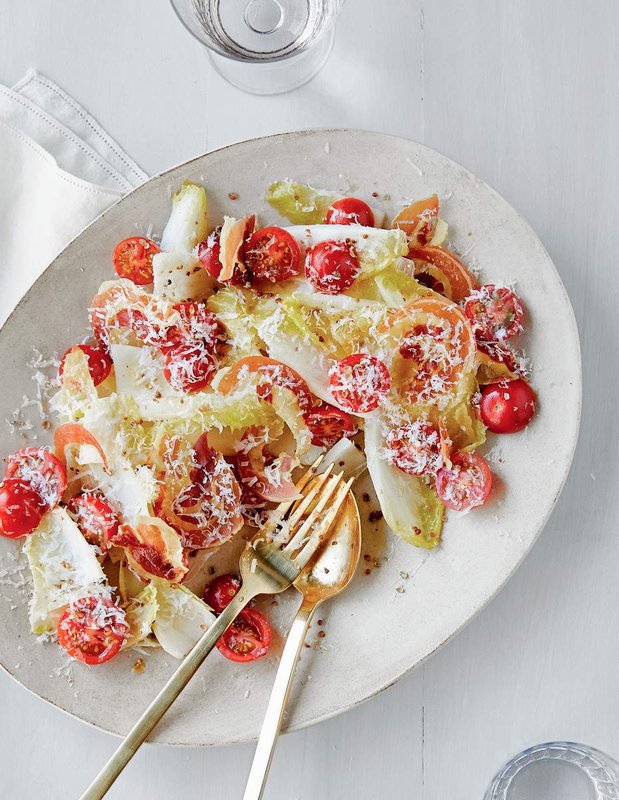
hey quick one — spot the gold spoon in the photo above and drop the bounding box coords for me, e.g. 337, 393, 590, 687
242, 481, 362, 800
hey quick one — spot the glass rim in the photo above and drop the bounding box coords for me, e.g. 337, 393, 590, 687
485, 741, 619, 800
168, 0, 336, 63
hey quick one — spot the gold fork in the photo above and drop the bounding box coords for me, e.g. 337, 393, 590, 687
80, 458, 353, 800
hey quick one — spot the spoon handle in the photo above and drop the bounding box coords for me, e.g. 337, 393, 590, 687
242, 602, 316, 800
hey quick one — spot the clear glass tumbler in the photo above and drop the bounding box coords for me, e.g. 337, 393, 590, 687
169, 0, 345, 95
484, 742, 619, 800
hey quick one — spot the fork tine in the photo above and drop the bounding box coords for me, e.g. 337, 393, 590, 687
293, 477, 355, 571
283, 472, 344, 555
277, 464, 335, 535
256, 456, 328, 541
268, 466, 336, 546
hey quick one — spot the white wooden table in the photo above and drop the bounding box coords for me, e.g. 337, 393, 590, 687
1, 1, 617, 797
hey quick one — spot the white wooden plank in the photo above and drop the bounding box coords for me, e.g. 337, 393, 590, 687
419, 0, 619, 795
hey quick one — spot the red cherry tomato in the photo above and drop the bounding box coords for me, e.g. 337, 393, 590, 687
57, 595, 128, 665
385, 420, 443, 476
204, 574, 241, 614
68, 494, 119, 549
305, 240, 360, 295
435, 451, 492, 511
463, 284, 524, 341
303, 403, 358, 448
476, 340, 519, 374
326, 197, 375, 227
0, 479, 46, 538
59, 344, 112, 387
113, 306, 171, 350
163, 303, 227, 393
4, 448, 67, 509
165, 302, 227, 351
112, 237, 160, 285
329, 353, 391, 414
163, 344, 217, 393
197, 229, 222, 278
480, 379, 536, 433
217, 607, 271, 663
244, 226, 301, 283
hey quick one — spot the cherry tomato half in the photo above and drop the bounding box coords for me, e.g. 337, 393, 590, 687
326, 197, 375, 227
163, 303, 227, 394
305, 240, 360, 295
204, 574, 241, 614
329, 353, 391, 414
385, 420, 443, 477
480, 379, 536, 434
163, 343, 217, 394
303, 403, 358, 448
112, 237, 160, 285
244, 226, 301, 283
59, 344, 112, 387
463, 284, 524, 342
217, 607, 271, 663
435, 451, 492, 512
68, 494, 119, 549
0, 479, 46, 538
4, 448, 67, 509
197, 229, 222, 278
57, 595, 128, 665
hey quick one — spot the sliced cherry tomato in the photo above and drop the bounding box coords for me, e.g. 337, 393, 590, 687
197, 228, 222, 278
464, 284, 524, 341
326, 197, 375, 227
4, 448, 67, 509
112, 306, 170, 350
392, 194, 439, 244
305, 240, 360, 295
217, 607, 271, 663
480, 379, 536, 434
68, 494, 119, 548
244, 226, 301, 283
112, 237, 159, 285
197, 228, 249, 286
435, 451, 492, 511
165, 301, 227, 351
162, 303, 227, 394
57, 595, 128, 665
303, 403, 358, 448
385, 420, 444, 476
409, 245, 476, 302
205, 574, 241, 614
329, 353, 391, 414
163, 344, 217, 393
0, 479, 46, 538
59, 344, 112, 387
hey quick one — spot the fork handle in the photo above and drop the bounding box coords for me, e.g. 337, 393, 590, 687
242, 602, 317, 800
80, 590, 255, 800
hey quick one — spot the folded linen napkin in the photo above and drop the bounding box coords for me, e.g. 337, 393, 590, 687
0, 71, 147, 325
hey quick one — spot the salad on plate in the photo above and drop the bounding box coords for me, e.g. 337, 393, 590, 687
0, 179, 536, 668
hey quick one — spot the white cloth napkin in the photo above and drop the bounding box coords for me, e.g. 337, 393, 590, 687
0, 71, 147, 324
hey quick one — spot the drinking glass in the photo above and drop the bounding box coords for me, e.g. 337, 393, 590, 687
485, 742, 619, 800
169, 0, 345, 95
